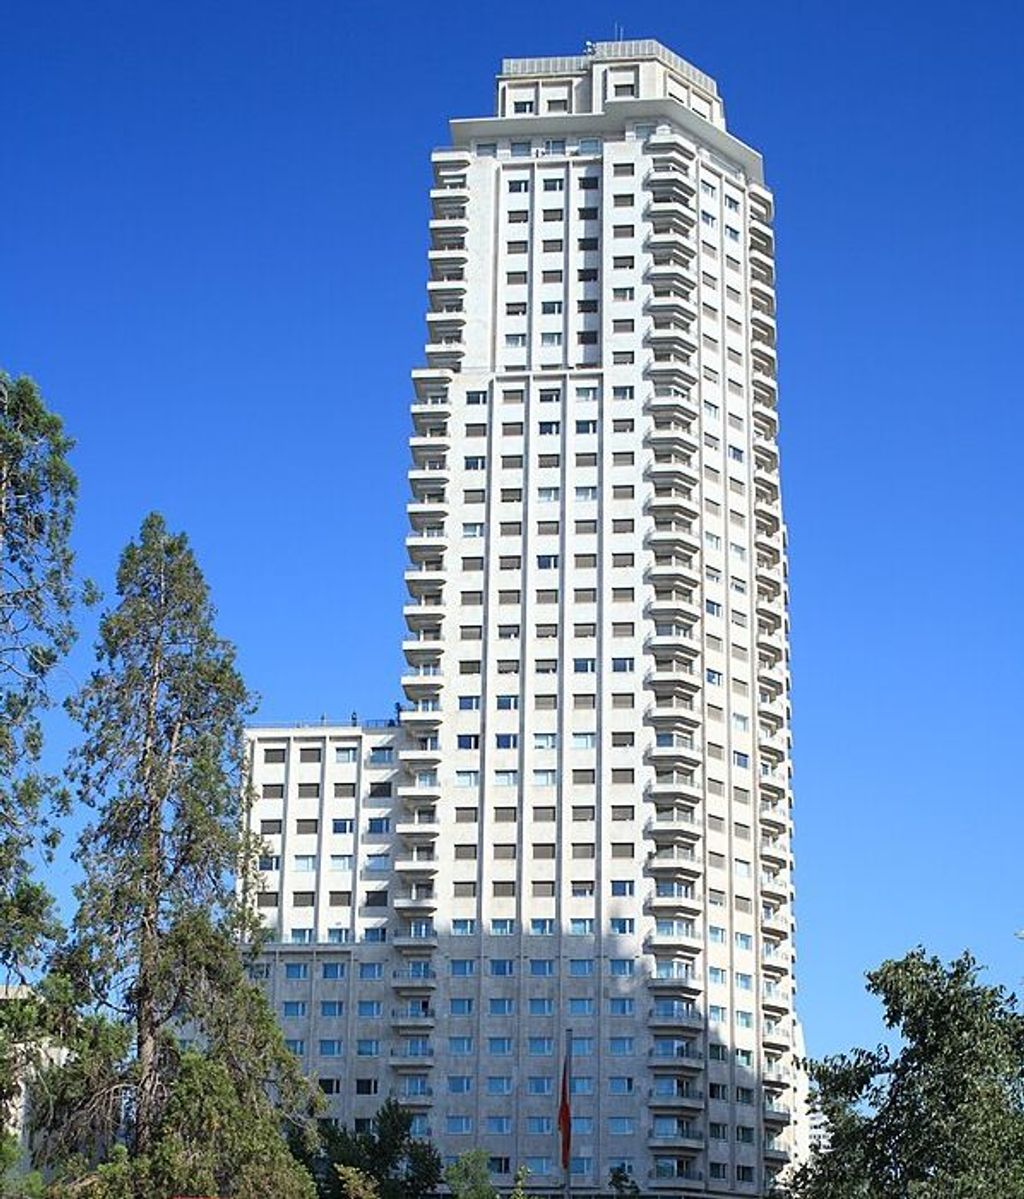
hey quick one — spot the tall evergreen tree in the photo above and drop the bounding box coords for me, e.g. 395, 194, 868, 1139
302, 1100, 441, 1199
0, 371, 87, 1171
0, 371, 81, 983
36, 513, 315, 1197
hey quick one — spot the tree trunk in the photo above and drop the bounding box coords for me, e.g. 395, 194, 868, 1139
134, 570, 166, 1156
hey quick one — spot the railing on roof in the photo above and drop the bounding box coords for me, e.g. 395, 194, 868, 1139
501, 39, 718, 96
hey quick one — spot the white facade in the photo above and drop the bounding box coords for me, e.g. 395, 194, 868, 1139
247, 39, 797, 1196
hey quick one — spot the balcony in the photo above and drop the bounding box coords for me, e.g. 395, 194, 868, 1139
409, 424, 451, 449
749, 183, 775, 223
647, 738, 701, 769
646, 558, 699, 588
762, 1022, 792, 1052
400, 705, 442, 729
393, 894, 438, 914
428, 213, 468, 238
423, 342, 464, 372
391, 967, 437, 990
647, 130, 696, 157
646, 490, 699, 523
749, 246, 774, 284
759, 801, 789, 835
760, 863, 790, 895
760, 839, 789, 870
431, 148, 472, 171
410, 367, 454, 400
401, 639, 443, 666
648, 1168, 702, 1186
764, 1102, 792, 1125
645, 585, 700, 617
645, 810, 701, 841
392, 929, 440, 951
645, 928, 702, 953
389, 1046, 436, 1068
750, 273, 775, 308
644, 166, 695, 198
647, 971, 700, 993
425, 318, 465, 349
393, 855, 439, 876
755, 561, 783, 597
429, 180, 469, 204
753, 376, 778, 414
762, 988, 791, 1015
396, 778, 441, 802
402, 604, 446, 633
645, 260, 695, 291
645, 387, 698, 418
397, 740, 443, 766
751, 307, 776, 340
647, 846, 701, 875
390, 1002, 434, 1021
649, 1047, 703, 1070
405, 533, 448, 560
395, 819, 441, 841
645, 290, 697, 323
390, 1085, 434, 1106
400, 676, 443, 704
645, 197, 696, 225
646, 528, 700, 561
403, 559, 446, 583
646, 322, 698, 357
647, 1086, 703, 1109
406, 492, 448, 519
762, 948, 791, 978
645, 696, 699, 727
647, 1129, 704, 1151
646, 355, 699, 391
648, 771, 702, 801
646, 889, 702, 917
390, 1006, 436, 1028
648, 447, 698, 477
410, 388, 451, 417
759, 771, 789, 802
647, 1005, 702, 1029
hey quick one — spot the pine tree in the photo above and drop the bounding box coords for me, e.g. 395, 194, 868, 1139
0, 372, 81, 983
36, 513, 315, 1197
0, 370, 86, 1171
307, 1100, 441, 1199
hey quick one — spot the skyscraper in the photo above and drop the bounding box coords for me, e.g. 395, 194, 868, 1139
247, 39, 798, 1195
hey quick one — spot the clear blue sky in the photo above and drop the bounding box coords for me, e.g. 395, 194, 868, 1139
3, 0, 1022, 1058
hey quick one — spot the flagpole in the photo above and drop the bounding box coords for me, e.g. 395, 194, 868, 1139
563, 1026, 573, 1199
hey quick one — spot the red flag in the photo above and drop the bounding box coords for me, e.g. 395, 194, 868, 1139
557, 1036, 572, 1170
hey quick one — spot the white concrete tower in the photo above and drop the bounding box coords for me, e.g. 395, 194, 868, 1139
403, 38, 795, 1195
248, 38, 798, 1198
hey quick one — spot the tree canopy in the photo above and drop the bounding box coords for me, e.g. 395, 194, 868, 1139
787, 948, 1024, 1199
302, 1100, 442, 1199
31, 514, 315, 1198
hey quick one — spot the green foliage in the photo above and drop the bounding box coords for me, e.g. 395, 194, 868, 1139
307, 1100, 441, 1199
0, 1131, 46, 1198
33, 514, 315, 1195
335, 1166, 380, 1199
444, 1150, 496, 1199
787, 948, 1024, 1199
0, 371, 87, 1135
508, 1165, 530, 1199
607, 1165, 639, 1197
